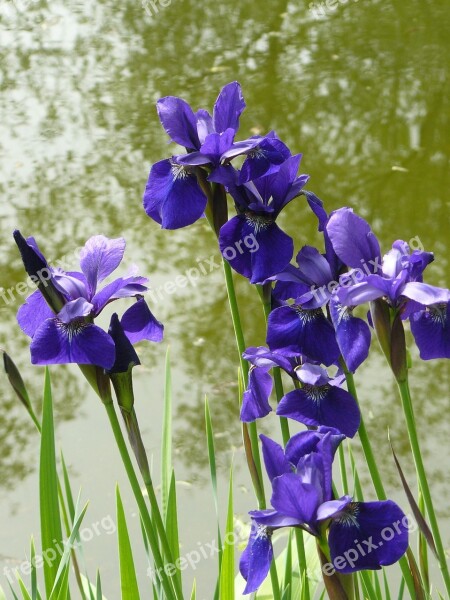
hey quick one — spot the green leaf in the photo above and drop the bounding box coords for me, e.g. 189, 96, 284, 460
219, 468, 234, 600
96, 571, 103, 600
40, 367, 63, 597
55, 564, 70, 600
205, 396, 223, 593
0, 586, 7, 600
15, 574, 32, 600
283, 530, 293, 600
116, 485, 141, 600
165, 470, 181, 587
49, 493, 88, 599
383, 570, 392, 600
389, 435, 437, 559
30, 537, 38, 600
2, 351, 40, 431
190, 580, 196, 600
162, 347, 172, 518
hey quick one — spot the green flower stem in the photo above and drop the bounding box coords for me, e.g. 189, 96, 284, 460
256, 285, 310, 600
104, 401, 178, 600
342, 363, 416, 598
121, 408, 184, 599
396, 377, 450, 596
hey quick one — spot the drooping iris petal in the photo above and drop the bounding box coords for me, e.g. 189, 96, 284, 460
271, 474, 319, 525
120, 297, 164, 344
219, 215, 294, 284
143, 159, 207, 229
17, 290, 54, 337
240, 525, 273, 595
30, 319, 115, 369
213, 81, 245, 135
79, 235, 126, 296
267, 304, 340, 366
260, 434, 291, 482
326, 208, 381, 271
330, 298, 371, 372
327, 501, 408, 573
276, 385, 360, 438
285, 428, 345, 467
240, 367, 273, 422
401, 282, 450, 306
156, 96, 200, 149
410, 303, 450, 359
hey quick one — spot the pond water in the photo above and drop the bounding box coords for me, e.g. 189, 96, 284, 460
0, 0, 449, 598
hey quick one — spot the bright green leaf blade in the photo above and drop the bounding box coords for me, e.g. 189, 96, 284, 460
30, 537, 38, 600
40, 367, 63, 597
161, 347, 172, 518
55, 564, 70, 600
96, 571, 103, 600
15, 575, 32, 600
165, 470, 181, 587
116, 485, 141, 600
283, 530, 292, 600
190, 580, 196, 600
49, 495, 89, 599
205, 396, 223, 593
219, 468, 234, 600
8, 582, 20, 600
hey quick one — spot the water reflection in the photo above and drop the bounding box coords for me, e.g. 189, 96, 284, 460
0, 0, 449, 586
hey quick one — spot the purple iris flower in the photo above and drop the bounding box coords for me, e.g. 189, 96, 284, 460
143, 82, 287, 230
239, 346, 298, 422
217, 155, 309, 283
277, 363, 361, 438
326, 208, 450, 359
240, 431, 408, 593
16, 234, 163, 370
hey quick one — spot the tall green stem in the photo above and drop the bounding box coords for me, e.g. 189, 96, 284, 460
396, 377, 450, 595
342, 364, 415, 598
104, 402, 178, 600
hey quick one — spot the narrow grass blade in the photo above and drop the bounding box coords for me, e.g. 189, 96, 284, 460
40, 367, 63, 597
49, 494, 89, 599
55, 564, 70, 600
389, 436, 437, 559
165, 470, 181, 587
116, 485, 141, 600
205, 396, 223, 590
396, 579, 405, 600
219, 468, 234, 600
95, 572, 103, 600
382, 570, 391, 600
190, 580, 196, 600
162, 347, 172, 518
283, 530, 292, 600
0, 586, 7, 600
15, 575, 32, 600
405, 547, 426, 600
359, 570, 379, 600
30, 537, 38, 600
7, 582, 20, 600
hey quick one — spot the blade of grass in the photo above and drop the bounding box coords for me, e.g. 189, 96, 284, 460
205, 396, 223, 594
283, 530, 293, 600
162, 347, 172, 519
165, 471, 181, 588
40, 367, 63, 597
30, 537, 38, 600
15, 575, 32, 600
116, 485, 141, 600
190, 580, 196, 600
219, 468, 234, 600
55, 564, 70, 600
95, 572, 103, 600
49, 494, 89, 599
